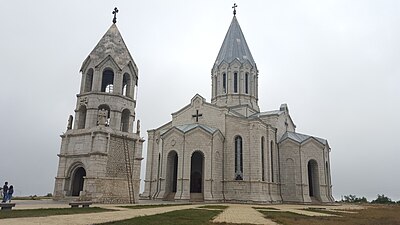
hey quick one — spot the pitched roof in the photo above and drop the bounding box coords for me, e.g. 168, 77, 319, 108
160, 124, 218, 136
251, 110, 283, 117
81, 24, 135, 71
279, 131, 327, 145
214, 16, 256, 67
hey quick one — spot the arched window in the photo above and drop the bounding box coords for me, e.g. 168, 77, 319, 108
101, 69, 114, 93
261, 137, 265, 181
84, 69, 93, 92
214, 75, 217, 95
325, 162, 329, 185
77, 105, 87, 129
223, 73, 227, 93
235, 136, 243, 180
98, 104, 111, 126
122, 73, 131, 97
234, 72, 238, 93
270, 141, 274, 182
121, 109, 130, 132
245, 73, 249, 94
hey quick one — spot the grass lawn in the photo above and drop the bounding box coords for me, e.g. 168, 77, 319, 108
119, 204, 189, 209
97, 208, 222, 225
258, 205, 400, 225
0, 207, 114, 219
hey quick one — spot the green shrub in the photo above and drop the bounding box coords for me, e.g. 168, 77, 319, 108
342, 194, 368, 203
371, 194, 394, 204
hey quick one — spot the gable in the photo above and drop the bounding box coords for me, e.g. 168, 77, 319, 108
170, 94, 227, 132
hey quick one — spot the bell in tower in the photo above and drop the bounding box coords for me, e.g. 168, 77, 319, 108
53, 8, 143, 204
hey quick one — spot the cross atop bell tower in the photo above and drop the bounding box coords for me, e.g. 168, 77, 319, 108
112, 7, 119, 24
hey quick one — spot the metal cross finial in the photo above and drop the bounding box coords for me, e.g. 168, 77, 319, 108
232, 3, 238, 15
112, 7, 119, 24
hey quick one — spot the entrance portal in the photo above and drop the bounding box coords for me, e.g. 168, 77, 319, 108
71, 167, 86, 196
307, 160, 320, 199
190, 151, 203, 193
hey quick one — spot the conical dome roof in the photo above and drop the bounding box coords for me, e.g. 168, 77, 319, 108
214, 16, 256, 67
81, 24, 135, 71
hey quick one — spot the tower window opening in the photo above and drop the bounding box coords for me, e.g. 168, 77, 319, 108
234, 72, 238, 93
121, 109, 130, 132
214, 75, 217, 96
245, 73, 249, 94
77, 105, 87, 129
101, 69, 114, 93
235, 136, 243, 180
223, 73, 227, 93
84, 69, 93, 92
122, 73, 131, 97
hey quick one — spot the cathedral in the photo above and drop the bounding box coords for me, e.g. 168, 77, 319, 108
53, 8, 143, 203
142, 12, 334, 203
53, 6, 334, 204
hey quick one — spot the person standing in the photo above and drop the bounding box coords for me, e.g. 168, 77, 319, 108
7, 185, 13, 203
2, 182, 8, 203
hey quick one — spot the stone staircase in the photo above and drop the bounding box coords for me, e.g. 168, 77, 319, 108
164, 192, 176, 201
190, 193, 204, 202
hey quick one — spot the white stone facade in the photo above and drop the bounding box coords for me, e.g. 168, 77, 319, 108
142, 15, 334, 204
53, 23, 143, 204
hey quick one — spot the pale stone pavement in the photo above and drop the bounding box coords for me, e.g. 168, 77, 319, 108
0, 200, 364, 225
213, 204, 278, 225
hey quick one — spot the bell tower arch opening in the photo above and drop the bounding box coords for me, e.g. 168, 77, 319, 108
101, 69, 114, 93
122, 73, 132, 97
84, 68, 94, 93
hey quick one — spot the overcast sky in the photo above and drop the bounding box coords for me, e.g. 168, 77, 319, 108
0, 0, 399, 201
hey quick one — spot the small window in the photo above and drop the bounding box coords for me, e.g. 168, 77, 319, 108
234, 72, 238, 93
270, 141, 274, 183
245, 73, 249, 94
235, 136, 243, 180
214, 76, 217, 95
223, 73, 227, 93
261, 137, 265, 181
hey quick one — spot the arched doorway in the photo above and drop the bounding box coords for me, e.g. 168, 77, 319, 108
190, 151, 204, 194
165, 151, 178, 199
71, 167, 86, 196
307, 160, 320, 200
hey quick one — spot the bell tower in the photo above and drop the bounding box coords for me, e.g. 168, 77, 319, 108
211, 6, 260, 113
53, 8, 143, 204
